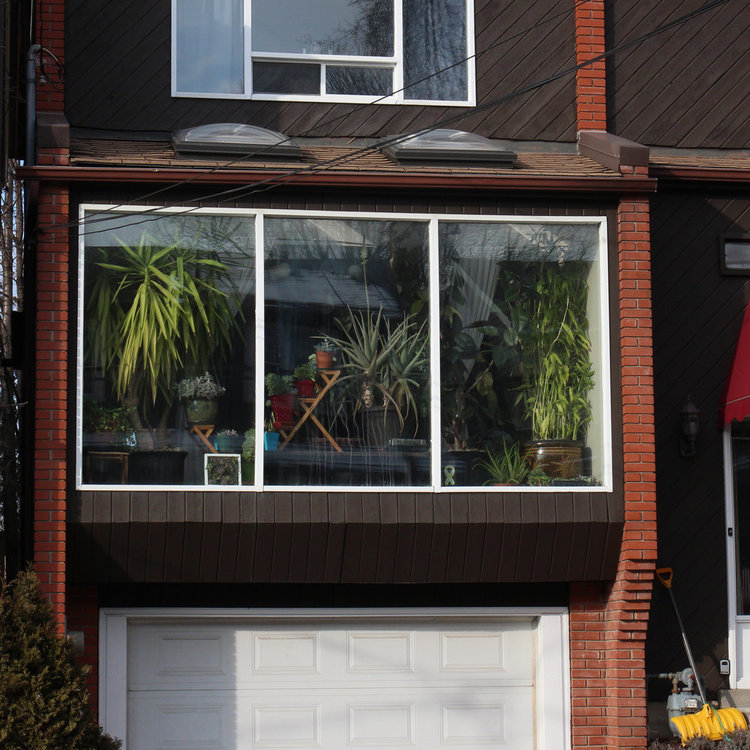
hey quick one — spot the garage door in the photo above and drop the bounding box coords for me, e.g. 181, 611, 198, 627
126, 617, 537, 750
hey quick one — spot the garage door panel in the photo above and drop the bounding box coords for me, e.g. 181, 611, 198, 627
127, 618, 538, 750
129, 687, 534, 749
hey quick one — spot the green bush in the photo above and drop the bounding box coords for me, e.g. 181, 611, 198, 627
0, 567, 121, 749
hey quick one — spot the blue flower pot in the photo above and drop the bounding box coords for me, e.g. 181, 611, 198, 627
264, 432, 280, 451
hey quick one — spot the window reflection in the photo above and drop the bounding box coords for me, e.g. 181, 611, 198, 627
263, 218, 430, 487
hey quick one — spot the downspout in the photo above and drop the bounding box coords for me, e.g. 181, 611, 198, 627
25, 44, 40, 167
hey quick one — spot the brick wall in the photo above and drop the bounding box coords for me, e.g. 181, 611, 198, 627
575, 0, 607, 131
569, 197, 656, 749
67, 586, 100, 717
35, 0, 65, 111
33, 183, 70, 632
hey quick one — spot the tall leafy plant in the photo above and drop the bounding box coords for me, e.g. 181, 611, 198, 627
509, 259, 594, 442
85, 232, 241, 448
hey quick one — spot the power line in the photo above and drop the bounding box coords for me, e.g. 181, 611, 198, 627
48, 0, 729, 241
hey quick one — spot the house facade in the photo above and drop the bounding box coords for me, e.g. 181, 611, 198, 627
29, 0, 750, 747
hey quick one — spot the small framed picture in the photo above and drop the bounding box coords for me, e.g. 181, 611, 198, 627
204, 453, 241, 486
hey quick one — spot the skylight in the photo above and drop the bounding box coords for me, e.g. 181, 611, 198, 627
172, 123, 300, 158
382, 129, 516, 165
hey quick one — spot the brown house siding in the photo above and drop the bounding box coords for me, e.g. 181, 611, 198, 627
606, 1, 750, 149
647, 187, 750, 693
64, 0, 576, 140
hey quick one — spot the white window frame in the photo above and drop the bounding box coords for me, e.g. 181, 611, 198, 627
76, 205, 612, 493
171, 0, 476, 105
99, 606, 571, 750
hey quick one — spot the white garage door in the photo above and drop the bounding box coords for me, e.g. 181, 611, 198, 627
125, 617, 538, 750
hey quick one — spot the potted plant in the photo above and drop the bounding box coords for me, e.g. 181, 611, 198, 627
84, 231, 242, 457
329, 306, 428, 446
504, 236, 594, 479
82, 401, 134, 447
313, 337, 337, 369
293, 357, 317, 398
176, 372, 226, 425
264, 417, 281, 451
265, 373, 295, 426
475, 441, 529, 486
214, 428, 241, 453
241, 428, 255, 484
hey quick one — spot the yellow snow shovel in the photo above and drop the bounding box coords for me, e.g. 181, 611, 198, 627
656, 567, 749, 745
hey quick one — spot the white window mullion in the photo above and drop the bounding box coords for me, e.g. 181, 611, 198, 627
320, 63, 327, 96
428, 218, 442, 489
465, 0, 476, 106
255, 213, 265, 489
393, 0, 404, 102
245, 0, 253, 96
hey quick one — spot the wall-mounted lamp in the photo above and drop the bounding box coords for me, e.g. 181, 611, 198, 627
680, 398, 700, 458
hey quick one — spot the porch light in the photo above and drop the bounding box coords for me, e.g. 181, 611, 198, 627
680, 398, 700, 458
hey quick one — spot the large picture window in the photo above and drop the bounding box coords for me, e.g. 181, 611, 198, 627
173, 0, 473, 104
78, 208, 610, 491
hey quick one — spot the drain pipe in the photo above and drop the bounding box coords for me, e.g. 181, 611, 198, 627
25, 44, 40, 167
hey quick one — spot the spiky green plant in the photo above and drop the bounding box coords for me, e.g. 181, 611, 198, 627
330, 307, 428, 430
476, 441, 529, 485
85, 232, 241, 447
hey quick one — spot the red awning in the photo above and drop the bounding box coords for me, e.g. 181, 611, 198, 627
722, 299, 750, 424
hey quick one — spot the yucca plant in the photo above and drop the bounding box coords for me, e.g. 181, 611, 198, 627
330, 306, 428, 430
85, 231, 241, 448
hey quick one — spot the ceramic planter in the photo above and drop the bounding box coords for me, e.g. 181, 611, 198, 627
183, 398, 218, 425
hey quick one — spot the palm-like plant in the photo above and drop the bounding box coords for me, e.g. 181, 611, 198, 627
330, 307, 428, 430
85, 232, 241, 447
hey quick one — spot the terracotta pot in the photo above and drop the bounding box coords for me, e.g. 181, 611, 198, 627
316, 351, 334, 369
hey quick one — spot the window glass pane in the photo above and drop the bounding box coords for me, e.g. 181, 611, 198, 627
263, 217, 430, 487
176, 0, 244, 94
82, 213, 255, 486
439, 223, 603, 488
403, 0, 467, 101
326, 66, 392, 95
253, 62, 321, 94
252, 0, 393, 56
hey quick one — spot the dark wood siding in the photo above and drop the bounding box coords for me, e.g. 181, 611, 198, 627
647, 188, 750, 695
64, 0, 576, 141
607, 1, 750, 149
67, 187, 623, 585
69, 491, 622, 584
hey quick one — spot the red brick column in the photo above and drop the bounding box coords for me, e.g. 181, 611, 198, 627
569, 197, 656, 749
68, 586, 100, 717
575, 0, 607, 131
35, 0, 65, 111
33, 183, 70, 632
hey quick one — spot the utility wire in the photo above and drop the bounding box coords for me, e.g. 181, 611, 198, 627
52, 0, 594, 232
48, 0, 729, 240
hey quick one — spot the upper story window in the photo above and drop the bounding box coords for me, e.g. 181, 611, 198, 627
173, 0, 474, 104
78, 208, 610, 492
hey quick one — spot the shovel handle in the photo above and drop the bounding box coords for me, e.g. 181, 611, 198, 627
656, 567, 673, 588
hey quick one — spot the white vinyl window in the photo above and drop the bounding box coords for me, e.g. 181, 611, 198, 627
77, 207, 611, 492
172, 0, 475, 104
